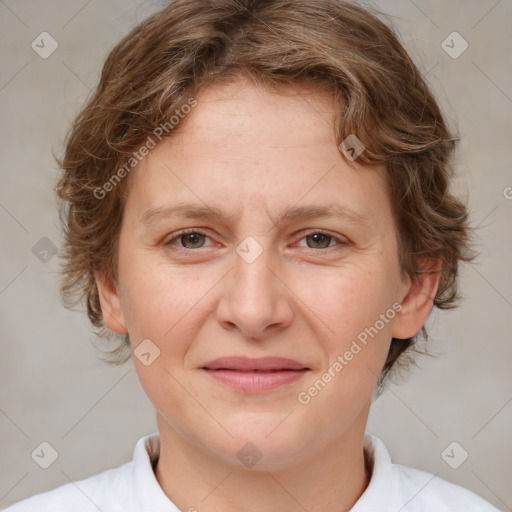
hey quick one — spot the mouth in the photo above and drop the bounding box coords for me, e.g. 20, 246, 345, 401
201, 356, 310, 393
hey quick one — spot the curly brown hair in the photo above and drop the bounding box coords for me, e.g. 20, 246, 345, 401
55, 0, 477, 388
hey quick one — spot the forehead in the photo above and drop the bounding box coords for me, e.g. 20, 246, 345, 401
124, 79, 392, 234
165, 78, 340, 153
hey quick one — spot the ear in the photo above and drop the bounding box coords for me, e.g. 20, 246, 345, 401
391, 257, 442, 340
94, 270, 128, 334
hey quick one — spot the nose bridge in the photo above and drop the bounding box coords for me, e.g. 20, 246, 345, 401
216, 234, 293, 337
231, 197, 278, 292
233, 233, 280, 305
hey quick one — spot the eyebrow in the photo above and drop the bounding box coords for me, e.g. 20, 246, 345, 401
141, 202, 372, 227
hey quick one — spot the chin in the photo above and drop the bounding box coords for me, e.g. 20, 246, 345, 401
209, 426, 308, 471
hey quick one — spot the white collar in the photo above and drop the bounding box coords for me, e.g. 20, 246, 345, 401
131, 432, 179, 511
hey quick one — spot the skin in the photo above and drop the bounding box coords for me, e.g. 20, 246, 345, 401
96, 78, 441, 512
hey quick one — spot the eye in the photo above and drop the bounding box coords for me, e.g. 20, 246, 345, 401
297, 231, 347, 250
165, 229, 212, 250
164, 229, 347, 252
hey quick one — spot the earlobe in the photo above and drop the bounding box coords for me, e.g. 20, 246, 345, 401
94, 270, 128, 334
391, 257, 442, 340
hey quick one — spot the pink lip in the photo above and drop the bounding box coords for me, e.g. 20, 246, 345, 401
202, 356, 308, 371
201, 357, 309, 393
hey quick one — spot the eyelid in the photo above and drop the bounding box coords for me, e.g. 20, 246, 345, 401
294, 229, 348, 249
164, 228, 214, 249
298, 228, 345, 239
164, 227, 348, 252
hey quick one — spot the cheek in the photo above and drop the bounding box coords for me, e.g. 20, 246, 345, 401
303, 271, 397, 410
119, 256, 211, 341
294, 263, 396, 346
297, 270, 395, 409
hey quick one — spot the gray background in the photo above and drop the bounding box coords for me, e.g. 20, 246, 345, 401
1, 0, 511, 510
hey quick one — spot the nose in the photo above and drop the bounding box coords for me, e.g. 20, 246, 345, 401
215, 238, 294, 340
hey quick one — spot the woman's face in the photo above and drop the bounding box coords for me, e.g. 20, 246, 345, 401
97, 79, 430, 470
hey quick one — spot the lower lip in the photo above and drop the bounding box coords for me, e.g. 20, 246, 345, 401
202, 369, 308, 392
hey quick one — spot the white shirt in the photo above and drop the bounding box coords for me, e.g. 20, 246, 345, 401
2, 432, 500, 512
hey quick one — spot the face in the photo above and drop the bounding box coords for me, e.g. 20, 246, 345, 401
97, 78, 438, 471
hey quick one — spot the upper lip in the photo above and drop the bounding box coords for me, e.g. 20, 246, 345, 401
202, 356, 309, 372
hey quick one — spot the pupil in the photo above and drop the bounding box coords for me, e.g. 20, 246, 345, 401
183, 233, 203, 247
309, 233, 330, 248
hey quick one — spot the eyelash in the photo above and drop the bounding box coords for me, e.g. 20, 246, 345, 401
164, 228, 348, 253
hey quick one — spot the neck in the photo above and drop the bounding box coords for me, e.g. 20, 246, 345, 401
154, 411, 372, 512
